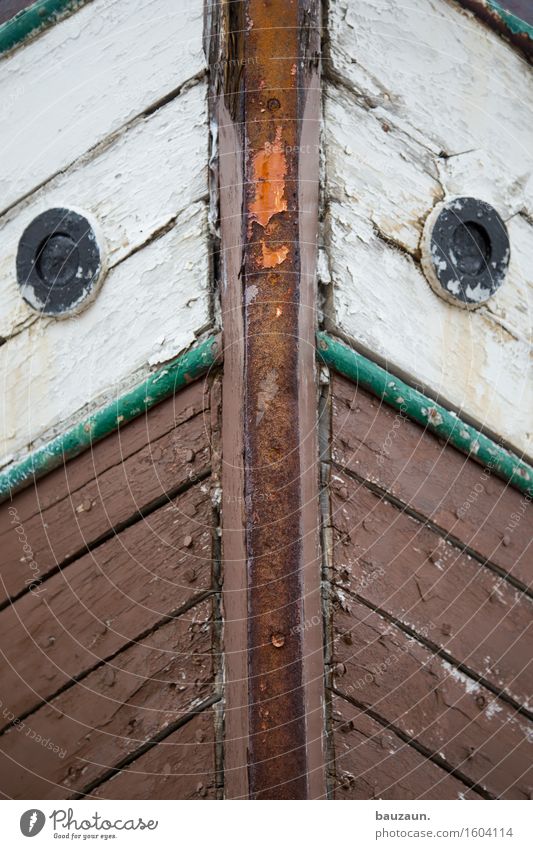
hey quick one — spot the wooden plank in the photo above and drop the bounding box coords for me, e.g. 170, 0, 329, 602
0, 601, 214, 799
0, 483, 213, 725
331, 595, 533, 799
0, 379, 206, 526
0, 200, 210, 465
90, 710, 217, 800
325, 86, 441, 258
325, 84, 533, 346
328, 0, 533, 210
331, 694, 481, 800
330, 468, 533, 709
332, 374, 533, 589
0, 382, 210, 604
325, 0, 533, 457
0, 1, 35, 25
0, 0, 205, 212
327, 204, 532, 458
0, 84, 207, 342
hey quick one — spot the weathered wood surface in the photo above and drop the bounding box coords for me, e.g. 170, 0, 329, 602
0, 381, 210, 604
0, 483, 213, 726
0, 0, 205, 213
331, 594, 533, 799
331, 694, 481, 800
0, 379, 207, 526
0, 84, 207, 343
90, 709, 217, 800
330, 468, 533, 709
328, 0, 532, 213
325, 0, 533, 456
332, 375, 533, 589
0, 600, 214, 799
0, 200, 210, 467
0, 1, 35, 25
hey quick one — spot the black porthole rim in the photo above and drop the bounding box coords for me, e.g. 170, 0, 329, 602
422, 196, 510, 308
16, 207, 104, 317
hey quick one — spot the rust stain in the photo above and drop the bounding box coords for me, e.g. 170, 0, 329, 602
249, 126, 288, 230
261, 241, 290, 268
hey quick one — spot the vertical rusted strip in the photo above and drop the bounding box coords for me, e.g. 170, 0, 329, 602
211, 0, 323, 799
244, 0, 306, 798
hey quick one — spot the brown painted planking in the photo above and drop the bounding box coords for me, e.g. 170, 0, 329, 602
0, 381, 207, 525
331, 376, 532, 589
0, 388, 210, 604
0, 600, 214, 799
331, 694, 481, 800
0, 484, 213, 727
330, 469, 533, 709
90, 710, 217, 800
331, 595, 533, 799
0, 1, 35, 25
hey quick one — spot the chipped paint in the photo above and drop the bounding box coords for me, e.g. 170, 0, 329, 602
325, 0, 533, 457
261, 241, 289, 268
0, 0, 205, 214
249, 126, 288, 231
0, 202, 211, 465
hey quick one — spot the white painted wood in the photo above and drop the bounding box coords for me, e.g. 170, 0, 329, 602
0, 0, 205, 213
0, 82, 207, 340
325, 86, 441, 256
328, 203, 532, 456
325, 0, 533, 457
328, 0, 533, 213
0, 201, 210, 466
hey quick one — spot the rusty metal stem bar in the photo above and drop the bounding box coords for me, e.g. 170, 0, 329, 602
243, 0, 307, 799
216, 0, 323, 799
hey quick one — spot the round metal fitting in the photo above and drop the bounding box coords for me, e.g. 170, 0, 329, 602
421, 197, 510, 308
16, 208, 105, 316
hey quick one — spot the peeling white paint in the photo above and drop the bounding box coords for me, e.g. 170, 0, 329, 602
328, 204, 532, 456
325, 0, 533, 457
441, 661, 481, 696
0, 202, 210, 465
0, 0, 205, 214
0, 82, 207, 340
329, 0, 533, 204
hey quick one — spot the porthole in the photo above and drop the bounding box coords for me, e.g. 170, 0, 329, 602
16, 208, 106, 317
421, 197, 510, 308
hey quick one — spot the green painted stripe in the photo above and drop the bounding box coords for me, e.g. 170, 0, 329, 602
487, 0, 533, 39
0, 0, 88, 56
317, 332, 533, 499
0, 335, 220, 503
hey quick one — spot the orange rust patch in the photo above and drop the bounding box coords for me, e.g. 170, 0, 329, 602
261, 242, 289, 268
249, 126, 287, 230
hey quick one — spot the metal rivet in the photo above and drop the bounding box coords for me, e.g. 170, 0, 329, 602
421, 197, 510, 309
271, 632, 285, 648
16, 207, 106, 317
